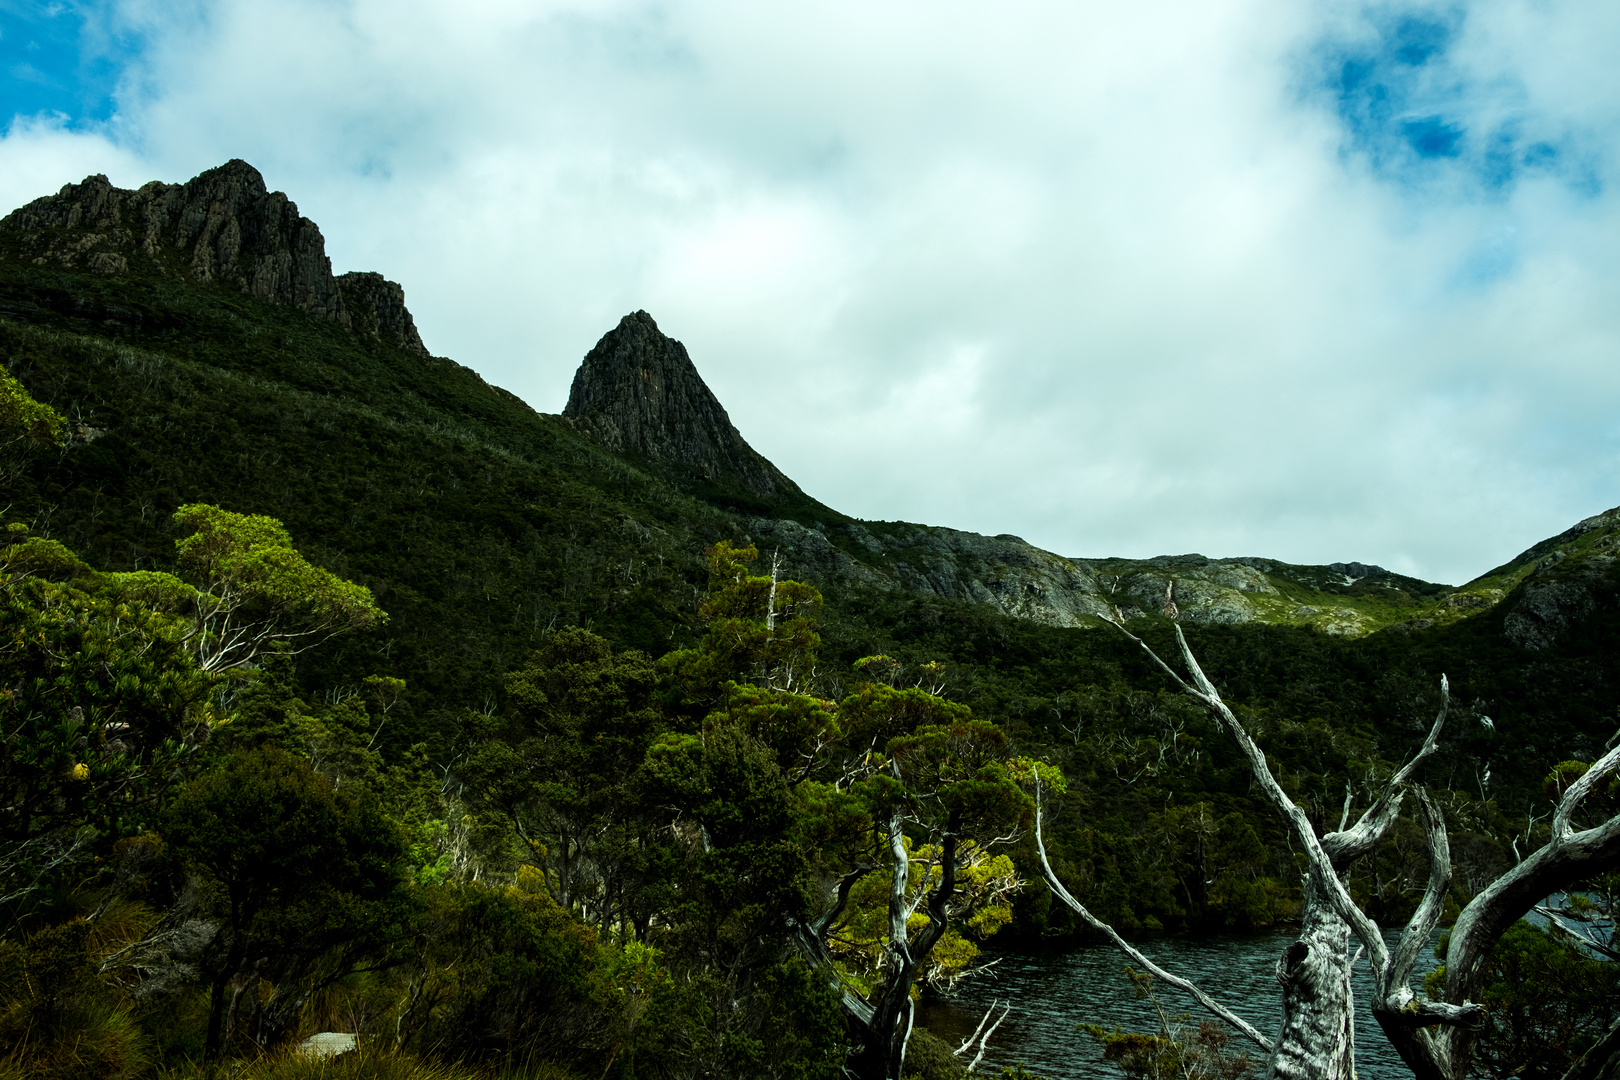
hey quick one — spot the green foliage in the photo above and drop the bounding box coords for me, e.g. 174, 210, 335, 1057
834, 836, 1019, 994
0, 920, 150, 1080
659, 541, 824, 710
995, 1068, 1054, 1080
138, 503, 387, 675
0, 308, 720, 728
900, 1028, 966, 1080
0, 529, 212, 904
158, 1046, 586, 1079
459, 628, 664, 930
0, 362, 65, 446
643, 720, 814, 967
0, 360, 65, 488
1458, 920, 1620, 1080
392, 878, 613, 1071
164, 747, 416, 1056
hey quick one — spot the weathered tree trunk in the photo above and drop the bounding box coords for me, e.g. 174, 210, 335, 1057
1370, 1006, 1457, 1080
1270, 870, 1356, 1080
845, 807, 960, 1080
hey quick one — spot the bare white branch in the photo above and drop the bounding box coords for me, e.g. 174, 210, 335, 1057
1033, 777, 1274, 1053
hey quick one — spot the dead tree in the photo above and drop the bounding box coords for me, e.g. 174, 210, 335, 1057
1035, 614, 1620, 1080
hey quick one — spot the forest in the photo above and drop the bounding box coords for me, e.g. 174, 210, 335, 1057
4, 168, 1620, 1080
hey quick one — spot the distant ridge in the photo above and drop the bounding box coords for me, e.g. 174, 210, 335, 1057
0, 159, 428, 356
563, 310, 802, 502
6, 158, 1546, 639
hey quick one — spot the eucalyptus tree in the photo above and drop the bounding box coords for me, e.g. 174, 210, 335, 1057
164, 747, 413, 1059
814, 691, 1035, 1080
108, 504, 385, 678
0, 360, 64, 485
1034, 605, 1620, 1080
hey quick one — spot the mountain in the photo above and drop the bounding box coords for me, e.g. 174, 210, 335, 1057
4, 160, 1620, 811
1416, 506, 1620, 651
2, 159, 426, 354
0, 159, 1483, 638
554, 305, 1458, 635
562, 309, 805, 504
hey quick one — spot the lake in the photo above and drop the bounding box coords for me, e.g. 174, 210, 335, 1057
917, 928, 1443, 1079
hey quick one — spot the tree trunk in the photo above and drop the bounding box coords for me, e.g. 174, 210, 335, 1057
203, 923, 246, 1060
846, 807, 959, 1080
1370, 1007, 1457, 1080
1269, 868, 1356, 1080
850, 960, 920, 1080
204, 969, 231, 1060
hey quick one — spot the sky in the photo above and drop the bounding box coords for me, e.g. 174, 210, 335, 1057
2, 0, 1618, 585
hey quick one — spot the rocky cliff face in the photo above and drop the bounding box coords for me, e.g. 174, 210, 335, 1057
563, 311, 801, 500
1469, 506, 1620, 651
0, 160, 428, 356
745, 516, 1436, 633
336, 271, 428, 356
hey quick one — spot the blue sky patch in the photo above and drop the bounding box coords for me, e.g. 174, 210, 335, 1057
1401, 115, 1463, 159
1310, 5, 1599, 200
0, 1, 140, 128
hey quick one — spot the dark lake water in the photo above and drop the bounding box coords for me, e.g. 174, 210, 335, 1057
916, 928, 1442, 1079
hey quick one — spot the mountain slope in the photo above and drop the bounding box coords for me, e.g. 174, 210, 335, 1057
4, 160, 1620, 813
0, 160, 1475, 638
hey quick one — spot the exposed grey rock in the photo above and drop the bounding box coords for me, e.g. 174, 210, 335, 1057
739, 518, 1315, 629
1503, 565, 1613, 650
564, 311, 801, 500
301, 1033, 358, 1058
337, 271, 428, 356
749, 517, 888, 590
0, 160, 429, 354
1466, 506, 1620, 650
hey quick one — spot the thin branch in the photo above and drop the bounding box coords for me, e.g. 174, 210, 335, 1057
1033, 777, 1274, 1053
1326, 679, 1451, 865
955, 1000, 1000, 1056
968, 1002, 1012, 1074
1535, 905, 1620, 962
1384, 788, 1453, 998
1158, 621, 1392, 974
1553, 740, 1620, 840
811, 863, 874, 939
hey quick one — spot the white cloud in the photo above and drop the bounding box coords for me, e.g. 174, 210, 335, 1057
0, 113, 144, 212
3, 0, 1619, 583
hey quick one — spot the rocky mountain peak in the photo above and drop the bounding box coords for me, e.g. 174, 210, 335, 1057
0, 160, 427, 356
563, 311, 800, 500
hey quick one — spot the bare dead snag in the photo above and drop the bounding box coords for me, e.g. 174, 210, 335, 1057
1087, 611, 1620, 1080
1077, 615, 1479, 1079
1388, 738, 1620, 1080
